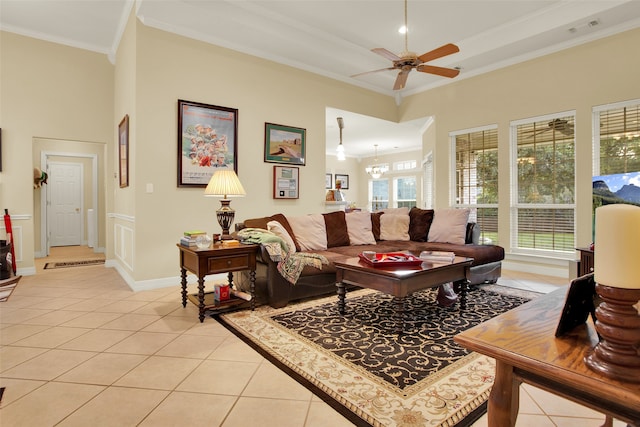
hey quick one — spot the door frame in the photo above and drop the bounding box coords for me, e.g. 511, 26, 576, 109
40, 151, 98, 257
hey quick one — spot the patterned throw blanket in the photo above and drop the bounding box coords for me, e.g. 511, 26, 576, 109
237, 228, 328, 284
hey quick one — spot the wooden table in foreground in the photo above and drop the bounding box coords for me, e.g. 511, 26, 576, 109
177, 243, 258, 322
334, 255, 472, 333
455, 287, 640, 426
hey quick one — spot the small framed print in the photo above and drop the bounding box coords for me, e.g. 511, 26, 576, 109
273, 166, 299, 199
264, 123, 306, 165
335, 174, 349, 189
325, 173, 332, 189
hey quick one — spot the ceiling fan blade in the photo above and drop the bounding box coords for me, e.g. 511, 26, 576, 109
351, 67, 395, 78
416, 64, 460, 78
393, 70, 411, 91
372, 48, 401, 62
417, 43, 460, 63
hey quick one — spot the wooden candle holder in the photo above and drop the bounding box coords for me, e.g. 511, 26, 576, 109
584, 284, 640, 383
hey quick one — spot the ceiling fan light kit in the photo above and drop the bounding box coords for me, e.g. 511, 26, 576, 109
336, 117, 346, 161
353, 0, 460, 90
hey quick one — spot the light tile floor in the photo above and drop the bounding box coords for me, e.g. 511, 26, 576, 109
0, 247, 628, 426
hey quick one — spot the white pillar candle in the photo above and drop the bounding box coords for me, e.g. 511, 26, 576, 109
594, 204, 640, 289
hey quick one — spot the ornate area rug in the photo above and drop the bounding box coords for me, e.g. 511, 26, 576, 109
217, 285, 535, 427
44, 259, 105, 269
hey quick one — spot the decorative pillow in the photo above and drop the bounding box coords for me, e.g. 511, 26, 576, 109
322, 211, 350, 247
242, 216, 272, 230
427, 208, 470, 245
267, 220, 296, 255
270, 213, 300, 252
371, 212, 383, 241
287, 214, 328, 251
408, 207, 434, 242
382, 207, 410, 215
379, 214, 410, 241
345, 211, 376, 245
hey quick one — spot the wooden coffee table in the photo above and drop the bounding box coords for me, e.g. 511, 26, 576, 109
334, 255, 473, 333
455, 287, 640, 426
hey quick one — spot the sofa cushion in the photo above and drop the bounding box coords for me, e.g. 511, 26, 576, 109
271, 213, 300, 252
267, 220, 296, 254
409, 207, 434, 242
380, 214, 410, 241
345, 211, 376, 245
287, 214, 328, 251
428, 208, 470, 245
322, 211, 351, 248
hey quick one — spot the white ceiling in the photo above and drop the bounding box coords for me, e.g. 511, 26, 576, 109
2, 0, 639, 158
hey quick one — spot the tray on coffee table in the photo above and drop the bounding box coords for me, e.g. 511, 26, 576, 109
358, 252, 423, 267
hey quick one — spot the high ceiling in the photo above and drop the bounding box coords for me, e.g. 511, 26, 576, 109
2, 0, 639, 158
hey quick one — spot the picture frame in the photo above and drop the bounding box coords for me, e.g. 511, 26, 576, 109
273, 166, 299, 199
118, 115, 129, 188
264, 122, 306, 166
325, 173, 332, 189
177, 99, 238, 188
335, 174, 349, 189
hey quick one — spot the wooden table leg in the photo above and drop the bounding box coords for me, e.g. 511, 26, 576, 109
337, 281, 346, 314
180, 268, 188, 308
488, 361, 520, 427
249, 269, 256, 311
197, 276, 206, 323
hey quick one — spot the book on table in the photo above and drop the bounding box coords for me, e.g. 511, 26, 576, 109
419, 250, 456, 262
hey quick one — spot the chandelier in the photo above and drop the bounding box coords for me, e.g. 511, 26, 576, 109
365, 144, 388, 179
336, 117, 345, 161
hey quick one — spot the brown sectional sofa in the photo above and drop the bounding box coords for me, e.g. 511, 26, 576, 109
234, 208, 504, 308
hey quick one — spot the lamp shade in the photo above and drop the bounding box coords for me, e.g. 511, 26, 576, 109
594, 203, 640, 289
204, 169, 246, 198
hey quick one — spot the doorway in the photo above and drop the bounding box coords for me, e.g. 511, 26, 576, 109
39, 150, 99, 257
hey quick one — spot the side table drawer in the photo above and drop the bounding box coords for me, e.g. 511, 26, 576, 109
209, 254, 250, 272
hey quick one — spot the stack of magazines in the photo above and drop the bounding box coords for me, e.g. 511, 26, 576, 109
419, 250, 455, 262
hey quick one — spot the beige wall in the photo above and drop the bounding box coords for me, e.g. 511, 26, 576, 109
2, 20, 639, 282
0, 32, 114, 273
399, 28, 640, 264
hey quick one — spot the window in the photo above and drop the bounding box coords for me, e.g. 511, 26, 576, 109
451, 126, 499, 244
395, 176, 416, 209
370, 179, 389, 211
394, 160, 417, 171
510, 112, 576, 256
593, 99, 640, 175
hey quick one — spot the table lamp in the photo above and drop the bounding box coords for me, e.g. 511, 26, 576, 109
585, 203, 640, 383
204, 169, 246, 240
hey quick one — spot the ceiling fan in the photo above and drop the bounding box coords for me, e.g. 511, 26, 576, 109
524, 118, 575, 138
352, 0, 460, 90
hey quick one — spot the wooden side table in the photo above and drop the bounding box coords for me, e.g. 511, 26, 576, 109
177, 243, 258, 322
455, 287, 640, 426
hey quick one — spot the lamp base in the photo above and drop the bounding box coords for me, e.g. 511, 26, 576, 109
216, 199, 235, 240
584, 284, 640, 383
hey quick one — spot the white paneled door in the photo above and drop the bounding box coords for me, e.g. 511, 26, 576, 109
48, 162, 83, 247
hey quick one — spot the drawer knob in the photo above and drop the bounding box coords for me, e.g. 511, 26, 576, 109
227, 260, 232, 266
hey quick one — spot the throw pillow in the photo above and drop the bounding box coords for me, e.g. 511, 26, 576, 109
382, 207, 410, 215
242, 216, 272, 230
345, 211, 376, 245
322, 211, 351, 247
287, 214, 328, 251
371, 212, 383, 241
408, 207, 434, 242
267, 220, 296, 255
427, 208, 470, 245
270, 213, 300, 252
379, 214, 410, 241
